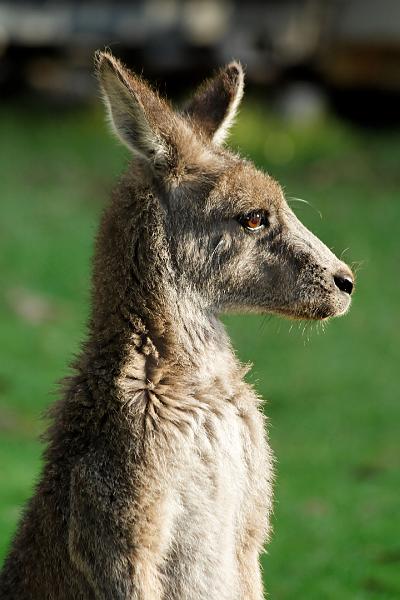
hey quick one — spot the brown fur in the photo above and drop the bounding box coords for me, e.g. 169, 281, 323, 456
0, 52, 353, 599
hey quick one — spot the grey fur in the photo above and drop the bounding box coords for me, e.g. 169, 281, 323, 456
0, 52, 354, 599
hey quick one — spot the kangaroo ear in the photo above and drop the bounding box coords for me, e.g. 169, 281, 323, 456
95, 50, 166, 163
184, 62, 244, 145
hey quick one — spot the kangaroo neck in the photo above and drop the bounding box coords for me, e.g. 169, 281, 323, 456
84, 288, 238, 404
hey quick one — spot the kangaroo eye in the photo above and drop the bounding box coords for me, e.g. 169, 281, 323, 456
238, 210, 268, 231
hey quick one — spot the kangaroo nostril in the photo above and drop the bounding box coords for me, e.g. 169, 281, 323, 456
334, 274, 354, 295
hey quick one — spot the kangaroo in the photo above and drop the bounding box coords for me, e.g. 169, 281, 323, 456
0, 52, 354, 600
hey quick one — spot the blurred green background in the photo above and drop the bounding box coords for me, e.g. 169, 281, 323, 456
0, 97, 399, 598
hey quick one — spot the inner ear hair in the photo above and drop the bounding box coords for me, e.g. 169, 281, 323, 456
183, 62, 244, 146
96, 51, 166, 163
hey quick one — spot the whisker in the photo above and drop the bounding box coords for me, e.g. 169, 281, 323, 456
350, 260, 365, 275
288, 197, 323, 220
259, 315, 268, 334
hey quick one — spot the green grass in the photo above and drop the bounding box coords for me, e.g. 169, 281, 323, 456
0, 100, 399, 598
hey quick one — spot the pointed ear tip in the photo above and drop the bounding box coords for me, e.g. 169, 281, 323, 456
94, 49, 119, 77
225, 61, 244, 82
95, 50, 108, 74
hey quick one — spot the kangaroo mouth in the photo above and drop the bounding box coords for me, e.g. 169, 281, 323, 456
273, 306, 333, 321
273, 294, 351, 321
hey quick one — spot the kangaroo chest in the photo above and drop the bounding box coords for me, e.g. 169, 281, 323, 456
160, 395, 271, 599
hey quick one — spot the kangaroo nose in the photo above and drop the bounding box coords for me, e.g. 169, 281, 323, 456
334, 273, 354, 295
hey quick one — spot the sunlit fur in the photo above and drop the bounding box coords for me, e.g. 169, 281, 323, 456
0, 52, 353, 599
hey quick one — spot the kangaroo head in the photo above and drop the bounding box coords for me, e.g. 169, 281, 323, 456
96, 51, 354, 325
